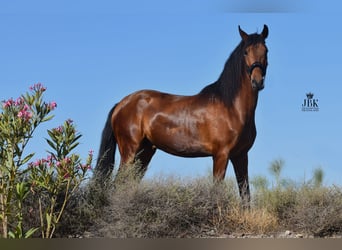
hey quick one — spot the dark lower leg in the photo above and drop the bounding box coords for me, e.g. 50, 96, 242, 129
231, 154, 250, 208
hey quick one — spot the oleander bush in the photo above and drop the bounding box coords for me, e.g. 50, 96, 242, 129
0, 84, 92, 238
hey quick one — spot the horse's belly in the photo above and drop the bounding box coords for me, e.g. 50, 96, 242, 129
148, 128, 210, 157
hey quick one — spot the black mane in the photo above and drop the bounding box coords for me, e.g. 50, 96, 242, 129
199, 33, 266, 107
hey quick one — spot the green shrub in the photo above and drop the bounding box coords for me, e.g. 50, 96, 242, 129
0, 84, 92, 238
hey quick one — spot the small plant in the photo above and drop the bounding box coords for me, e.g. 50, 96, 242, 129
312, 167, 324, 188
28, 120, 92, 238
0, 84, 92, 238
0, 83, 56, 238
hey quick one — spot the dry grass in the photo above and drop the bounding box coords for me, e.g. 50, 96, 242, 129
284, 185, 342, 237
23, 166, 342, 238
224, 207, 278, 235
94, 175, 238, 238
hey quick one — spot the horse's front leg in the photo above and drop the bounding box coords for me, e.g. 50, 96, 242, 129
231, 153, 250, 208
212, 151, 230, 181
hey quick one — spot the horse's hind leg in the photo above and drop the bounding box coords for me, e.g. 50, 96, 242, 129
114, 138, 141, 185
135, 138, 156, 179
115, 138, 156, 184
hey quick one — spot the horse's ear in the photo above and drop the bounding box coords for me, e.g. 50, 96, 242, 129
238, 26, 248, 41
261, 24, 268, 39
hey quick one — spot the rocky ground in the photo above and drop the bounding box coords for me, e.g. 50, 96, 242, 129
71, 230, 342, 239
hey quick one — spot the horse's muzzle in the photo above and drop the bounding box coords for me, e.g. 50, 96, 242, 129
252, 78, 265, 91
248, 62, 266, 91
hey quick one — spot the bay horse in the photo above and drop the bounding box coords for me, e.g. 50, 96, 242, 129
95, 25, 269, 204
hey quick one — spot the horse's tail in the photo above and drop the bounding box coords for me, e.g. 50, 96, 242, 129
94, 104, 117, 182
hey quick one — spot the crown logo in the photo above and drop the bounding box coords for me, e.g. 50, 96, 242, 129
306, 92, 314, 99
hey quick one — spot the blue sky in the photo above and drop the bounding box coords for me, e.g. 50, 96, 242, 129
1, 1, 341, 185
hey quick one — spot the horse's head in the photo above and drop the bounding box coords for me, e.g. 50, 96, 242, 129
239, 25, 268, 91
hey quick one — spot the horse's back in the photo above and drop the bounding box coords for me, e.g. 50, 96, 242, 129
114, 89, 198, 116
112, 89, 191, 134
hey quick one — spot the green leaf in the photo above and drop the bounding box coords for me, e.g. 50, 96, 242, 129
46, 212, 52, 225
74, 134, 82, 143
69, 142, 80, 152
8, 223, 23, 238
16, 182, 30, 200
35, 99, 42, 113
42, 115, 54, 123
21, 153, 35, 165
23, 93, 34, 106
47, 129, 57, 141
8, 231, 16, 239
46, 138, 57, 151
24, 227, 39, 238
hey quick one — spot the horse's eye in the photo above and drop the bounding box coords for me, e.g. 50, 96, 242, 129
244, 50, 248, 56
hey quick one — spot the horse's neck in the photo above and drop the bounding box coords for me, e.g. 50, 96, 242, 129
233, 79, 258, 124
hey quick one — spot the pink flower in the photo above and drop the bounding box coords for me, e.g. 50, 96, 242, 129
64, 157, 71, 164
47, 154, 53, 162
33, 159, 41, 167
30, 83, 46, 92
23, 104, 29, 111
17, 110, 32, 121
49, 101, 57, 110
3, 98, 14, 108
54, 126, 63, 133
66, 119, 73, 125
80, 164, 92, 171
15, 97, 24, 106
17, 104, 32, 121
26, 112, 33, 120
89, 150, 94, 157
46, 155, 54, 167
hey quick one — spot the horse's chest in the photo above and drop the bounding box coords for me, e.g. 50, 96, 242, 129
232, 121, 257, 155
